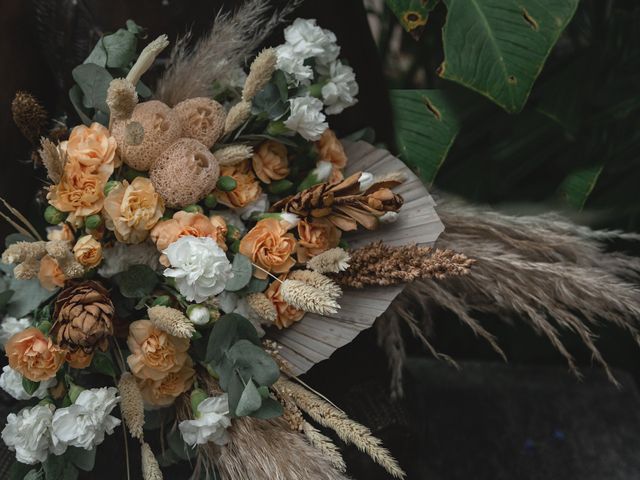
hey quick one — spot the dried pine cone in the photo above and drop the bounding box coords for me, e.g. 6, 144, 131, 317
271, 172, 404, 231
52, 281, 115, 353
11, 91, 48, 143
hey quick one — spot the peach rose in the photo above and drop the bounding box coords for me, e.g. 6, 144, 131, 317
66, 349, 94, 369
137, 359, 195, 407
103, 177, 165, 244
252, 140, 290, 184
73, 235, 102, 268
47, 223, 74, 242
61, 122, 119, 180
47, 161, 105, 226
38, 254, 65, 291
5, 327, 66, 381
239, 218, 296, 279
265, 275, 305, 329
316, 129, 347, 170
297, 218, 341, 263
215, 160, 262, 209
127, 320, 190, 381
151, 211, 227, 266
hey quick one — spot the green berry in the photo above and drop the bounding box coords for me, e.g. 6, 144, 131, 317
268, 179, 294, 194
84, 214, 102, 230
226, 225, 240, 242
216, 176, 237, 192
44, 205, 67, 225
123, 167, 146, 182
204, 194, 218, 209
183, 204, 204, 214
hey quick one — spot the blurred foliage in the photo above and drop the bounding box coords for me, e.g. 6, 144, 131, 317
371, 0, 640, 231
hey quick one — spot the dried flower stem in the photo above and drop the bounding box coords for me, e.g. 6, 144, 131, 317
0, 197, 42, 240
302, 421, 347, 473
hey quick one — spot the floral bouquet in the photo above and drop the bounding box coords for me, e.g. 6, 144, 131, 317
0, 8, 471, 480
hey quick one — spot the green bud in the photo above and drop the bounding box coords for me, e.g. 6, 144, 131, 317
68, 383, 85, 404
230, 239, 240, 253
37, 321, 52, 335
123, 167, 146, 182
226, 224, 241, 242
217, 176, 237, 192
204, 194, 218, 209
308, 83, 324, 98
84, 214, 102, 230
183, 204, 204, 214
104, 180, 120, 196
152, 295, 171, 307
44, 205, 67, 225
190, 388, 209, 417
268, 179, 294, 194
266, 120, 288, 136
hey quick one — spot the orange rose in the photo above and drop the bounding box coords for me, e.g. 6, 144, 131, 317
103, 177, 165, 244
215, 160, 262, 209
137, 360, 195, 407
151, 211, 227, 266
38, 254, 65, 291
66, 349, 94, 369
73, 235, 102, 268
127, 320, 190, 381
239, 218, 296, 279
47, 161, 105, 226
5, 327, 66, 381
316, 129, 347, 170
265, 274, 305, 329
61, 122, 118, 180
297, 218, 341, 263
252, 140, 290, 184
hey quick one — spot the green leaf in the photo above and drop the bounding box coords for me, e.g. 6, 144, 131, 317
43, 454, 79, 480
22, 377, 40, 395
386, 0, 440, 39
439, 0, 579, 112
68, 85, 93, 125
67, 447, 96, 472
225, 340, 280, 388
237, 277, 269, 296
72, 63, 113, 114
167, 428, 196, 461
251, 396, 284, 419
126, 19, 144, 35
9, 462, 35, 480
0, 289, 14, 312
84, 38, 108, 67
252, 83, 288, 120
102, 28, 138, 68
205, 313, 260, 364
113, 264, 158, 298
235, 379, 262, 416
390, 90, 462, 183
272, 70, 289, 101
24, 470, 44, 480
6, 276, 55, 319
90, 351, 117, 377
559, 165, 604, 210
224, 254, 252, 292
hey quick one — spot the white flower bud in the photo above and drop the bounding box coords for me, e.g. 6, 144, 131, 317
187, 304, 210, 326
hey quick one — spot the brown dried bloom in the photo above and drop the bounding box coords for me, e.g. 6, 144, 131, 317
332, 241, 474, 288
118, 372, 145, 440
280, 279, 339, 316
11, 91, 47, 143
147, 305, 195, 339
306, 247, 351, 273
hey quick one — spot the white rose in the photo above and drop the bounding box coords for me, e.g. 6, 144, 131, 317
276, 44, 314, 85
2, 404, 54, 465
319, 60, 359, 115
164, 236, 233, 303
0, 365, 55, 400
284, 96, 328, 141
50, 387, 120, 454
179, 395, 232, 447
283, 18, 340, 66
0, 317, 31, 348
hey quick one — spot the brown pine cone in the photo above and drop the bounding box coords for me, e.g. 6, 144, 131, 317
271, 172, 404, 231
51, 281, 115, 353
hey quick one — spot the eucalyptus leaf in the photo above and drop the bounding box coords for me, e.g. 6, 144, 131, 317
84, 39, 108, 67
23, 470, 44, 480
90, 351, 117, 377
205, 313, 260, 364
68, 85, 93, 125
72, 63, 113, 114
235, 379, 262, 416
251, 396, 284, 419
43, 454, 79, 480
226, 339, 280, 387
0, 290, 14, 312
113, 264, 158, 298
224, 254, 252, 292
22, 377, 40, 396
237, 277, 269, 296
126, 19, 144, 35
252, 83, 288, 120
167, 428, 196, 461
67, 447, 96, 472
6, 276, 55, 318
102, 28, 138, 69
9, 461, 35, 480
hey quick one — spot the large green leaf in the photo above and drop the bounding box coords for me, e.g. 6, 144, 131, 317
390, 89, 461, 183
439, 0, 579, 113
559, 165, 604, 210
385, 0, 440, 39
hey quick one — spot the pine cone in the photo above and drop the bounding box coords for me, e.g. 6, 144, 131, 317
52, 281, 115, 353
271, 172, 404, 231
11, 91, 48, 144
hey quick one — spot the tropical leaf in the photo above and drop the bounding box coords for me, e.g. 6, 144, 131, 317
390, 89, 461, 183
439, 0, 579, 113
385, 0, 440, 39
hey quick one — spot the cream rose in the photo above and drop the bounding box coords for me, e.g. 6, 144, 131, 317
73, 235, 102, 268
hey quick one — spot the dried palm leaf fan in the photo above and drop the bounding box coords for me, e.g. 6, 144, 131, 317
270, 140, 445, 374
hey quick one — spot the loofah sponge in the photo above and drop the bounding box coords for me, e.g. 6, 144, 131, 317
112, 100, 181, 171
172, 97, 226, 148
150, 138, 220, 208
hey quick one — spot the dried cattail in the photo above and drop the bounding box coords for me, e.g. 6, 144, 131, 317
2, 241, 47, 264
280, 280, 340, 315
276, 379, 405, 479
242, 48, 277, 101
288, 270, 341, 299
11, 91, 47, 143
13, 259, 39, 280
106, 78, 138, 121
302, 421, 347, 473
39, 138, 65, 183
306, 248, 351, 274
246, 292, 277, 323
118, 373, 145, 440
127, 35, 170, 86
224, 100, 252, 135
141, 442, 163, 480
147, 306, 195, 339
215, 144, 253, 166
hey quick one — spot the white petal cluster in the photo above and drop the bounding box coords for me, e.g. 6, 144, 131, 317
179, 395, 232, 447
0, 316, 31, 349
98, 241, 161, 278
164, 236, 233, 303
319, 60, 359, 115
284, 96, 328, 141
236, 193, 270, 220
2, 404, 54, 465
0, 365, 55, 400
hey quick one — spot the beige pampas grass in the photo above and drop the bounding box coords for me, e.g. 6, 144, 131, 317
215, 144, 253, 166
276, 379, 405, 479
280, 280, 340, 315
147, 306, 195, 339
242, 48, 277, 101
224, 100, 252, 135
39, 138, 64, 183
127, 35, 170, 87
307, 248, 351, 273
118, 373, 145, 440
288, 270, 342, 299
106, 78, 138, 121
141, 442, 163, 480
246, 292, 277, 323
302, 421, 347, 473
